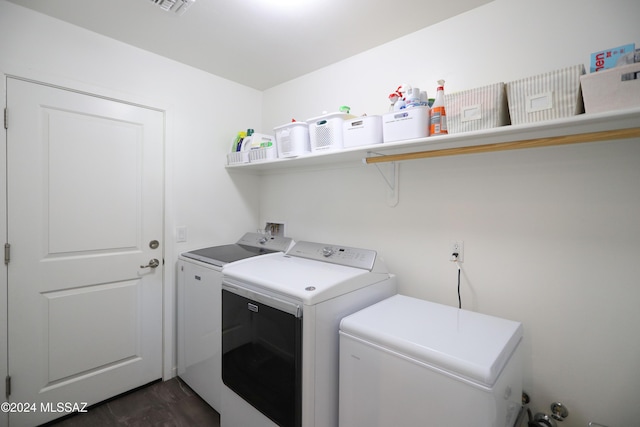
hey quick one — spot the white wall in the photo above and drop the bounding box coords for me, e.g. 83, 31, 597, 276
2, 0, 639, 426
0, 0, 262, 385
261, 0, 640, 426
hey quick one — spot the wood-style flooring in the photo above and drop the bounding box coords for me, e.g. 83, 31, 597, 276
42, 378, 220, 427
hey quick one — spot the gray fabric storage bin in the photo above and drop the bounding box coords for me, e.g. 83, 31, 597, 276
445, 83, 510, 134
506, 64, 585, 125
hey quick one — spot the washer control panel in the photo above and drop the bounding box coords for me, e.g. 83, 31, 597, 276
287, 241, 377, 271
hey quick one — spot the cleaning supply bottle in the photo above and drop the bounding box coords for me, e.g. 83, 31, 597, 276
420, 90, 429, 106
233, 131, 246, 151
429, 80, 448, 135
239, 128, 256, 150
406, 87, 421, 108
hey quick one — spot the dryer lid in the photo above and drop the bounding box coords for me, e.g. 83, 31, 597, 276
181, 243, 277, 267
339, 294, 523, 387
181, 232, 293, 267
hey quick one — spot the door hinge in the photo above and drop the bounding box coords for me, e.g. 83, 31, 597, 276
4, 243, 10, 265
5, 375, 11, 399
3, 108, 7, 130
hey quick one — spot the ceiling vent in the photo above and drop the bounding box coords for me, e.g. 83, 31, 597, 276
150, 0, 195, 16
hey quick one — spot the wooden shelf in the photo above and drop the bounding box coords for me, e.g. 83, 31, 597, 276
365, 126, 640, 164
225, 108, 640, 173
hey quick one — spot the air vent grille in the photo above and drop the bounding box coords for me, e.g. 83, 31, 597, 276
150, 0, 195, 15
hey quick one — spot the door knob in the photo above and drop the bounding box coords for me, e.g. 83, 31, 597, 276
140, 258, 160, 269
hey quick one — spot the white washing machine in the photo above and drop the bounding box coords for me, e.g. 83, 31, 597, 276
339, 294, 523, 427
220, 241, 397, 427
177, 232, 293, 412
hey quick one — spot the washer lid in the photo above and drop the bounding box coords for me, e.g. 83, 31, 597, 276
222, 253, 390, 305
339, 294, 523, 387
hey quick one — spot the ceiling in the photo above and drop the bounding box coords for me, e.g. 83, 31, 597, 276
7, 0, 493, 90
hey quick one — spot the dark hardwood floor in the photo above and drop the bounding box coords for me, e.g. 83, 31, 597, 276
42, 378, 220, 427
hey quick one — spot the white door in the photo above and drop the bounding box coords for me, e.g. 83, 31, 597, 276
6, 77, 164, 426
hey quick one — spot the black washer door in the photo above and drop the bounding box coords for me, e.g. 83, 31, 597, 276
222, 288, 302, 427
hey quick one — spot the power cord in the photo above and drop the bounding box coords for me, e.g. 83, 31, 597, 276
457, 263, 461, 309
451, 252, 462, 309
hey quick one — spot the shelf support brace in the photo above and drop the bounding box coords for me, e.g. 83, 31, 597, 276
367, 151, 399, 207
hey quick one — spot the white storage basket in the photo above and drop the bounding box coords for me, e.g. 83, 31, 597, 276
248, 146, 277, 162
227, 151, 249, 165
274, 122, 311, 158
228, 132, 276, 164
382, 106, 430, 143
343, 116, 383, 147
506, 64, 585, 125
307, 112, 355, 152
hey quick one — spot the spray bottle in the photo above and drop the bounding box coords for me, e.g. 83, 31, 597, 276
429, 79, 448, 135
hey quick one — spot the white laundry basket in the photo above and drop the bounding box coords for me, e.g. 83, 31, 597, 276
307, 112, 355, 152
274, 121, 311, 158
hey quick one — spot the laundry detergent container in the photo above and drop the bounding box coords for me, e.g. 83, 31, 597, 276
339, 294, 523, 427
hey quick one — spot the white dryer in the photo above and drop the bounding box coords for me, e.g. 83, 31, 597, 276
339, 294, 523, 427
177, 233, 293, 412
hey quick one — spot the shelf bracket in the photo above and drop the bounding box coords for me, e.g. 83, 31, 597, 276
367, 151, 399, 207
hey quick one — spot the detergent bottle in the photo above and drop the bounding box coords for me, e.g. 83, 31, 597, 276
233, 131, 247, 151
429, 80, 448, 135
406, 87, 421, 108
420, 90, 429, 106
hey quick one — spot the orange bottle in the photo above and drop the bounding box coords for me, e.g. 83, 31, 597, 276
429, 80, 448, 135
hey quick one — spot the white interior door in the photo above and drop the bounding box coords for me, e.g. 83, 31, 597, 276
6, 77, 164, 426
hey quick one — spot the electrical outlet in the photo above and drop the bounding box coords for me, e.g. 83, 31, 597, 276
450, 240, 464, 262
